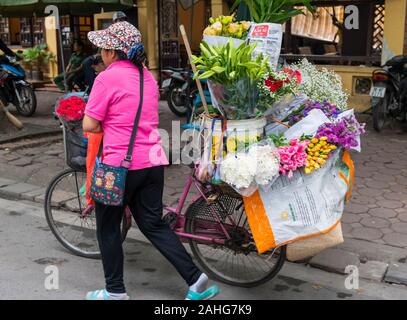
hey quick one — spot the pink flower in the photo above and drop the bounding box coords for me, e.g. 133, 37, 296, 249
277, 139, 309, 178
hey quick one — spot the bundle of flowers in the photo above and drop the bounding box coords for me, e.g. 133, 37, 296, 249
55, 95, 86, 125
287, 100, 341, 125
259, 68, 301, 102
304, 137, 337, 174
203, 14, 251, 39
277, 139, 309, 178
315, 114, 366, 150
292, 59, 349, 111
221, 144, 280, 190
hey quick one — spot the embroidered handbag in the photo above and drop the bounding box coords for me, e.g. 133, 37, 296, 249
90, 66, 144, 206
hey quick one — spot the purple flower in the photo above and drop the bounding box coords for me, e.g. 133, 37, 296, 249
316, 114, 365, 150
288, 100, 341, 125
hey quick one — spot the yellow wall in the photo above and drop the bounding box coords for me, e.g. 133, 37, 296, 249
94, 12, 114, 31
382, 0, 407, 64
44, 16, 59, 79
138, 0, 159, 78
211, 0, 228, 17
321, 65, 376, 112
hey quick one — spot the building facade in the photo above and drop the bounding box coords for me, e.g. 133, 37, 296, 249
2, 0, 407, 111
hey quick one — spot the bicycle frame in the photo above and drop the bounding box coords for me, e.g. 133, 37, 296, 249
164, 173, 236, 246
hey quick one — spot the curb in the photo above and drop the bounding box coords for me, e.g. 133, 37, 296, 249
1, 177, 407, 288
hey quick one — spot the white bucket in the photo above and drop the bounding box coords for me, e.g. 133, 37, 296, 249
203, 35, 245, 48
203, 117, 267, 155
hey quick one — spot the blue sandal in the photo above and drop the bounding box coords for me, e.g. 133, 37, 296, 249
185, 285, 220, 300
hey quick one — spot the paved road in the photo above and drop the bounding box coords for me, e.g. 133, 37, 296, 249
1, 197, 407, 300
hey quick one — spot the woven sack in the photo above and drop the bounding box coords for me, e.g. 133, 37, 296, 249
286, 222, 344, 262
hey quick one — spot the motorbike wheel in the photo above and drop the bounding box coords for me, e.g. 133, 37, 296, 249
14, 84, 37, 117
166, 83, 188, 117
373, 89, 391, 132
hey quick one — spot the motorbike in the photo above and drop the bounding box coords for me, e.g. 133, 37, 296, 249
0, 55, 37, 117
161, 67, 191, 117
370, 55, 407, 132
161, 67, 212, 119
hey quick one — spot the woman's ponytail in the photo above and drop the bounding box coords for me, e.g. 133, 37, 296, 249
127, 43, 148, 68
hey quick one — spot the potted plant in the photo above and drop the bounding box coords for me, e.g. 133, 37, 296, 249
22, 44, 55, 81
37, 43, 56, 77
21, 47, 38, 80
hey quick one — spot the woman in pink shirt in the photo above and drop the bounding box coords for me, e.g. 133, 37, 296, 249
83, 22, 218, 300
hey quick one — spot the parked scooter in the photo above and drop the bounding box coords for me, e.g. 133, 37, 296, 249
161, 67, 212, 123
161, 67, 191, 117
370, 55, 407, 132
0, 55, 37, 117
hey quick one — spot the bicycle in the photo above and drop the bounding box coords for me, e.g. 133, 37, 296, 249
45, 111, 286, 287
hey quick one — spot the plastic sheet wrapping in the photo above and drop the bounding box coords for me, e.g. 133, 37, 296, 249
243, 150, 354, 254
284, 108, 331, 141
207, 78, 260, 120
265, 92, 309, 120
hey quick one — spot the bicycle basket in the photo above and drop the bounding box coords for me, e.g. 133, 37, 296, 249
64, 126, 87, 171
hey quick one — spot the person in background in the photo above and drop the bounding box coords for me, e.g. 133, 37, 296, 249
83, 21, 219, 301
112, 11, 128, 24
80, 52, 105, 92
53, 39, 87, 91
0, 38, 17, 58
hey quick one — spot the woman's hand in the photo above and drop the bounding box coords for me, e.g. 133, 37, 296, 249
83, 115, 102, 133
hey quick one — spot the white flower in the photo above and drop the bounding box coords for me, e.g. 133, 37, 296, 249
212, 21, 222, 33
292, 59, 349, 110
221, 153, 256, 189
248, 145, 280, 186
221, 144, 280, 190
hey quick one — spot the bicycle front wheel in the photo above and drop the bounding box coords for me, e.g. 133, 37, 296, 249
45, 169, 129, 259
185, 195, 286, 288
44, 169, 101, 259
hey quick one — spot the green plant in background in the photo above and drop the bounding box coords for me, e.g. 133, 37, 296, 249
192, 39, 269, 85
231, 0, 314, 24
22, 44, 55, 69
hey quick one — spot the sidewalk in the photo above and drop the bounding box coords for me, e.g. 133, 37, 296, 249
1, 91, 407, 288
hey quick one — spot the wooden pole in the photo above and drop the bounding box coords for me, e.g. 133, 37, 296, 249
179, 24, 210, 117
0, 100, 23, 130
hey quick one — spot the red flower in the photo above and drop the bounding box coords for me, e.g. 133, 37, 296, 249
265, 77, 284, 92
56, 96, 86, 122
283, 68, 302, 84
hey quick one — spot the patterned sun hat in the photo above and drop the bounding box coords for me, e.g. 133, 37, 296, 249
87, 21, 141, 55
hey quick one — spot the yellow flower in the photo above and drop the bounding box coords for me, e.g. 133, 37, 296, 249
221, 15, 233, 26
203, 26, 217, 36
241, 21, 251, 31
228, 23, 240, 35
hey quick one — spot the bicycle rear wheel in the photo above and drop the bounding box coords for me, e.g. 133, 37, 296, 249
185, 195, 286, 288
44, 169, 128, 259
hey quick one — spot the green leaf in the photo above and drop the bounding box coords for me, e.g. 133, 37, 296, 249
199, 70, 216, 79
230, 0, 242, 13
211, 66, 226, 73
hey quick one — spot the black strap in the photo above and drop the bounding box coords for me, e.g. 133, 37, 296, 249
124, 65, 144, 163
96, 65, 144, 165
